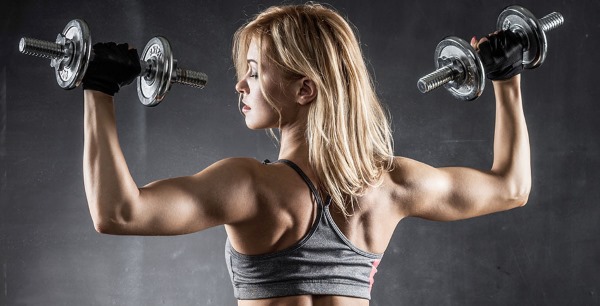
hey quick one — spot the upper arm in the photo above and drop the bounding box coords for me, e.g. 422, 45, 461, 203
391, 157, 527, 222
99, 158, 260, 235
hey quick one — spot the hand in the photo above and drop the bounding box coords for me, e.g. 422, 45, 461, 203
471, 31, 524, 81
82, 42, 141, 96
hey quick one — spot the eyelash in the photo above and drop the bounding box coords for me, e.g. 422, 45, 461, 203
247, 66, 258, 79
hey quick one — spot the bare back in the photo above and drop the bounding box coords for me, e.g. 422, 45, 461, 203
224, 159, 403, 306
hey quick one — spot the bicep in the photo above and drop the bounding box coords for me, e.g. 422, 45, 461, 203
113, 158, 257, 235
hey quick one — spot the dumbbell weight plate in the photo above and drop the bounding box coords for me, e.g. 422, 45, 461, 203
137, 36, 174, 106
52, 19, 91, 89
434, 37, 485, 101
497, 6, 547, 69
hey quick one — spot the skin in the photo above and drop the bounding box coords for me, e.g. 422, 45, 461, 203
83, 38, 530, 306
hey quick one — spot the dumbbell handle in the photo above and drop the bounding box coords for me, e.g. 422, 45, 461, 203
19, 37, 70, 60
509, 11, 564, 50
173, 67, 207, 88
140, 58, 207, 89
20, 37, 207, 89
417, 66, 457, 94
417, 10, 563, 95
538, 12, 564, 32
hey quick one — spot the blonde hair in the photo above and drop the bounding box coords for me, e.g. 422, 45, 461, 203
233, 3, 394, 216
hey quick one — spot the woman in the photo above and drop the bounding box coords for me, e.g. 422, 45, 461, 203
82, 3, 530, 305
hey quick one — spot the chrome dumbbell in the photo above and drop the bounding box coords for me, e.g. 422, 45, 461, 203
417, 6, 564, 101
136, 36, 207, 106
19, 19, 207, 106
417, 36, 485, 101
497, 5, 564, 69
19, 19, 92, 90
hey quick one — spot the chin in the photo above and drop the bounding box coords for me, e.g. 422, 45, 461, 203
245, 121, 269, 130
245, 125, 264, 130
245, 118, 278, 130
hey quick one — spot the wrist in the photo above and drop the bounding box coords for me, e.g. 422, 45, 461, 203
492, 74, 521, 86
492, 75, 522, 103
84, 89, 114, 104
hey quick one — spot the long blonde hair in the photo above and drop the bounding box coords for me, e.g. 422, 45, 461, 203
233, 3, 394, 216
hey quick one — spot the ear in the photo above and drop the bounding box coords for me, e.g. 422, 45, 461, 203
296, 77, 317, 105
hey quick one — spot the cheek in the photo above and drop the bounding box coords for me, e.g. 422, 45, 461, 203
244, 106, 280, 129
262, 84, 295, 112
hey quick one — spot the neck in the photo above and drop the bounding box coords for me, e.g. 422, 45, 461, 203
278, 124, 309, 165
276, 104, 311, 165
277, 122, 324, 192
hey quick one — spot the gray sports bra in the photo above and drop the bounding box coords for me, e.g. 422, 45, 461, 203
225, 159, 383, 300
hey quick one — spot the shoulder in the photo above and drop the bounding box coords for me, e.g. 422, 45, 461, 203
390, 156, 452, 192
199, 157, 265, 180
208, 156, 263, 169
189, 157, 269, 203
385, 157, 423, 197
189, 157, 270, 224
384, 156, 451, 213
205, 157, 290, 193
388, 156, 440, 185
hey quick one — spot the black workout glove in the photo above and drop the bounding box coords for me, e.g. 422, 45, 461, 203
478, 30, 524, 81
82, 42, 141, 96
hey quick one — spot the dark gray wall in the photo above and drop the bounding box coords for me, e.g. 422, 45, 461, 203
1, 0, 599, 305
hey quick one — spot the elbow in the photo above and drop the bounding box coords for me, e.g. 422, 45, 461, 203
92, 218, 121, 235
494, 169, 531, 209
93, 220, 110, 234
512, 192, 529, 208
88, 200, 134, 235
507, 183, 531, 208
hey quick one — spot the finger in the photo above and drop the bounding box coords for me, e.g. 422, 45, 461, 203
478, 40, 493, 60
127, 48, 140, 62
471, 36, 489, 51
92, 43, 110, 56
105, 42, 118, 49
116, 43, 127, 52
470, 36, 477, 49
486, 30, 500, 39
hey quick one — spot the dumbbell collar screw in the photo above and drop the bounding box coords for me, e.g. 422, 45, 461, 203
438, 57, 465, 87
50, 34, 72, 70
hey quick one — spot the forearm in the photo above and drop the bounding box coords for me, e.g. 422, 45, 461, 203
490, 75, 531, 203
83, 90, 139, 232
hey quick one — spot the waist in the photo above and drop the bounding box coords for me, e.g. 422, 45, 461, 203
237, 294, 370, 306
225, 238, 382, 300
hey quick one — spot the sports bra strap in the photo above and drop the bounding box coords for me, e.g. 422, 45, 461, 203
272, 159, 326, 207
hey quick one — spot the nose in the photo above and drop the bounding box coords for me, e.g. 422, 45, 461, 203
235, 78, 248, 95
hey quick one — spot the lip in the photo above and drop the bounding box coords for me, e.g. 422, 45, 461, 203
242, 103, 251, 113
